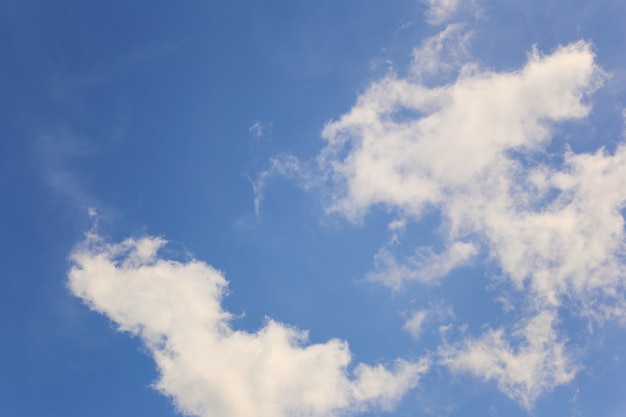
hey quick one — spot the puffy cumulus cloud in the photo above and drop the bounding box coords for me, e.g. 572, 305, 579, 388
441, 310, 577, 409
267, 27, 625, 406
462, 145, 626, 314
318, 39, 602, 221
68, 233, 429, 417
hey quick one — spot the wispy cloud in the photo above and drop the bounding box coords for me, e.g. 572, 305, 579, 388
422, 0, 462, 25
441, 310, 577, 409
248, 120, 272, 141
37, 130, 99, 210
403, 310, 429, 338
410, 23, 472, 79
68, 233, 429, 417
251, 153, 319, 216
403, 303, 454, 340
368, 242, 477, 288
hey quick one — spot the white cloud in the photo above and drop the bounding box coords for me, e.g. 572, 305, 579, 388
318, 39, 603, 221
403, 304, 455, 340
403, 310, 429, 338
388, 218, 408, 244
422, 0, 462, 25
316, 35, 621, 314
410, 24, 472, 78
441, 310, 577, 409
467, 145, 626, 314
68, 233, 429, 417
367, 242, 477, 288
266, 28, 623, 406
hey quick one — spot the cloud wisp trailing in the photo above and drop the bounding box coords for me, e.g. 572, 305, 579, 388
68, 233, 429, 417
258, 24, 626, 407
422, 0, 462, 25
368, 241, 477, 288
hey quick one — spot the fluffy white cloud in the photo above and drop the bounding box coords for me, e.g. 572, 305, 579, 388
248, 120, 264, 139
265, 27, 625, 406
68, 233, 429, 417
441, 310, 577, 409
318, 39, 602, 222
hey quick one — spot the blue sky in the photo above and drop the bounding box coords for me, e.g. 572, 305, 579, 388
3, 1, 626, 416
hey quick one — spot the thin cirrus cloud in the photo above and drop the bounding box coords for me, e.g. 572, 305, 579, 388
257, 23, 626, 407
67, 232, 429, 417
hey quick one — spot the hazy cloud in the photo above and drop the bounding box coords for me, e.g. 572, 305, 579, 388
252, 153, 319, 216
248, 120, 272, 141
410, 23, 472, 78
422, 0, 462, 25
403, 310, 429, 338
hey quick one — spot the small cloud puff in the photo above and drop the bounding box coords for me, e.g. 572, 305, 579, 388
248, 120, 272, 140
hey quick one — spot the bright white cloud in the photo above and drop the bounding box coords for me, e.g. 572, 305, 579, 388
318, 39, 603, 222
264, 27, 625, 406
68, 233, 429, 417
410, 23, 472, 78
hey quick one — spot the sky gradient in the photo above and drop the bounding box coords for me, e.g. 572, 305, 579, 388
3, 1, 626, 416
